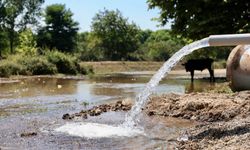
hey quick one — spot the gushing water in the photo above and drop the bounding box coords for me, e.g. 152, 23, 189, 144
123, 38, 210, 128
55, 38, 210, 139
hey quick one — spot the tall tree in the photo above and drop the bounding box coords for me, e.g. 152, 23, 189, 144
147, 0, 250, 40
139, 30, 188, 61
0, 0, 44, 53
91, 9, 140, 60
37, 4, 79, 52
16, 28, 37, 55
0, 1, 7, 57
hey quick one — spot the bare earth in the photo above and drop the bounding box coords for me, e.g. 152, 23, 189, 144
67, 90, 250, 149
145, 91, 250, 150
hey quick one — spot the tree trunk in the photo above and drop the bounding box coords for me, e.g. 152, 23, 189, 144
8, 24, 15, 54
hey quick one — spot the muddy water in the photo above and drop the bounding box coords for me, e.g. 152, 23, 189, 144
0, 74, 225, 149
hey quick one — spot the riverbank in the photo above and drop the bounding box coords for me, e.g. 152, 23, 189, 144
67, 90, 250, 149
80, 61, 226, 75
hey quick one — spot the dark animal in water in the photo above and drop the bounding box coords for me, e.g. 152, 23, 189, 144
182, 58, 215, 82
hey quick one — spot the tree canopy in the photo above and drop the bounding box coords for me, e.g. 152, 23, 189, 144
147, 0, 250, 40
138, 30, 188, 61
90, 9, 140, 60
0, 0, 44, 53
37, 4, 79, 52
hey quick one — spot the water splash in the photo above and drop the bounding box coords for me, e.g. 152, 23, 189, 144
55, 122, 144, 138
123, 38, 210, 127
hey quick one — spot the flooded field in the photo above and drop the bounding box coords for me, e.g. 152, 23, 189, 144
0, 72, 226, 149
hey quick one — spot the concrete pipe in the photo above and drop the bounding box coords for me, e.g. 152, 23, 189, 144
209, 34, 250, 46
227, 45, 250, 91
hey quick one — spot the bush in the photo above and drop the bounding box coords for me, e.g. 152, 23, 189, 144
0, 60, 24, 77
0, 52, 93, 77
0, 55, 57, 77
46, 51, 78, 74
19, 56, 57, 75
78, 64, 94, 75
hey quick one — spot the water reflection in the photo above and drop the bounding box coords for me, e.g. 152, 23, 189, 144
0, 75, 225, 103
0, 78, 77, 99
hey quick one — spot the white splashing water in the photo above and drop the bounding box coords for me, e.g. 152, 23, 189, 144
55, 122, 144, 138
123, 38, 210, 128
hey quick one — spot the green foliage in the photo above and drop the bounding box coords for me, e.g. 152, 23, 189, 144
16, 29, 37, 55
138, 30, 188, 61
0, 28, 8, 57
0, 60, 24, 77
145, 41, 179, 61
76, 32, 103, 61
147, 0, 250, 40
0, 0, 44, 53
19, 56, 57, 75
37, 4, 79, 52
137, 29, 152, 44
213, 60, 227, 69
0, 51, 94, 77
78, 65, 94, 75
77, 32, 105, 61
91, 9, 140, 60
0, 54, 56, 77
46, 51, 78, 74
185, 47, 231, 61
76, 32, 89, 52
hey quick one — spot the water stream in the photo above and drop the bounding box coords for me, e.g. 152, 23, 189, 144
54, 38, 211, 139
124, 38, 210, 127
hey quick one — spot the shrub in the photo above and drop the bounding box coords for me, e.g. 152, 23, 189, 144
78, 64, 94, 75
46, 51, 78, 74
19, 56, 57, 75
0, 60, 24, 77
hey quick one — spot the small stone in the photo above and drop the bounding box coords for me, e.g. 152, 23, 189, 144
148, 111, 155, 116
82, 113, 88, 119
62, 113, 71, 120
122, 99, 132, 106
20, 132, 37, 137
74, 113, 81, 117
191, 115, 197, 120
94, 108, 102, 116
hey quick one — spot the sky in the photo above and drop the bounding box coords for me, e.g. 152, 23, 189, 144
43, 0, 170, 32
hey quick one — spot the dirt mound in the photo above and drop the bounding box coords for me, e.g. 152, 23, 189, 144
145, 91, 250, 122
177, 117, 250, 149
145, 91, 250, 149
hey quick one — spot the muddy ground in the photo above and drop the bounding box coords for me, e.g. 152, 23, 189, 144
145, 91, 250, 149
68, 91, 250, 150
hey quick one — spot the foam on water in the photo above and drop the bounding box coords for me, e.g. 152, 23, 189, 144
55, 122, 144, 138
123, 38, 210, 127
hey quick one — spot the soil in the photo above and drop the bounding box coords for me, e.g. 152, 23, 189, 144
63, 100, 132, 120
145, 91, 250, 150
67, 91, 250, 149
